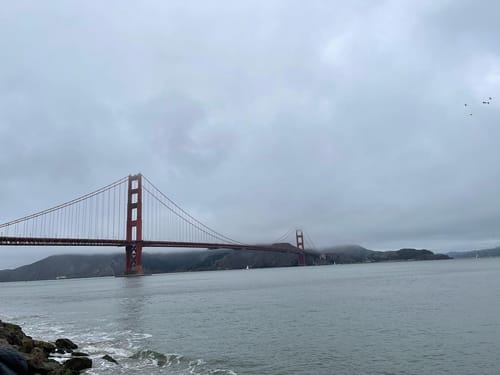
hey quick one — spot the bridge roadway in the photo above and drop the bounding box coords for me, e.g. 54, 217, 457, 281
0, 236, 310, 255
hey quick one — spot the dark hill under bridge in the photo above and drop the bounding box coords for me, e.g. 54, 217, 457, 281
0, 246, 449, 282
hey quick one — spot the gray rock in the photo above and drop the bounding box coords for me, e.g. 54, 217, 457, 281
63, 356, 92, 372
25, 347, 47, 373
0, 345, 28, 375
55, 338, 78, 351
0, 362, 17, 375
33, 339, 56, 354
102, 354, 118, 364
0, 321, 92, 375
0, 321, 26, 347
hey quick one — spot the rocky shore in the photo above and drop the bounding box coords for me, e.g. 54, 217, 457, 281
0, 319, 92, 374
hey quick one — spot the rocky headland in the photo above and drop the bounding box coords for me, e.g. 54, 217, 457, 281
0, 246, 451, 282
0, 320, 92, 374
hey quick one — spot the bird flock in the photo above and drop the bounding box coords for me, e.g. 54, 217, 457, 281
465, 97, 493, 116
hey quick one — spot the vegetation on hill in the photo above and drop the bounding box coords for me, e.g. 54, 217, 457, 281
318, 245, 449, 264
0, 244, 450, 282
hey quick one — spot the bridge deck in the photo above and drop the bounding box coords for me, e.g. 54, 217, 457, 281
0, 237, 304, 254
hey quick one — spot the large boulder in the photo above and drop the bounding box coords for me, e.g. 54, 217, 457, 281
0, 362, 17, 375
63, 356, 92, 372
25, 346, 53, 373
33, 339, 56, 354
0, 345, 28, 375
21, 338, 34, 353
55, 338, 78, 351
0, 321, 92, 374
0, 321, 28, 347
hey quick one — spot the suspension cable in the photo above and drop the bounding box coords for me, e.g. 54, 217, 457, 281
142, 176, 242, 244
0, 176, 128, 228
142, 186, 240, 244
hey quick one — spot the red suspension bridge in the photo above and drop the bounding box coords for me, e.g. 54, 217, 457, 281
0, 174, 313, 275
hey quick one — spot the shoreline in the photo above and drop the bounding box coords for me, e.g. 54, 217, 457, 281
0, 319, 92, 374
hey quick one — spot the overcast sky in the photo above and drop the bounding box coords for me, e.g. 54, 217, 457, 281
1, 1, 500, 268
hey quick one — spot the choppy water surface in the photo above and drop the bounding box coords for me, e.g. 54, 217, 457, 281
1, 258, 500, 374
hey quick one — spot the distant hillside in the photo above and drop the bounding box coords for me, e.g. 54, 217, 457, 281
0, 254, 123, 282
319, 245, 450, 264
0, 250, 300, 282
0, 245, 450, 282
448, 246, 500, 259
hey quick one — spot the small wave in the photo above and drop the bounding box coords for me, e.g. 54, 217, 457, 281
130, 349, 183, 367
188, 359, 238, 375
127, 349, 237, 375
13, 320, 67, 342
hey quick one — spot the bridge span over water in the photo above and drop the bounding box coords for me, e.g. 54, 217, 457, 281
0, 174, 314, 275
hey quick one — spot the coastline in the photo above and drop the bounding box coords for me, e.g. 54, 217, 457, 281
0, 319, 92, 374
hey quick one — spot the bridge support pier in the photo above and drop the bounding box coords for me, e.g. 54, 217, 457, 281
296, 229, 306, 266
125, 174, 144, 276
125, 244, 143, 275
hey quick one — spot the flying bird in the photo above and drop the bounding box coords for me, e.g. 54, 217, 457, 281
464, 103, 472, 116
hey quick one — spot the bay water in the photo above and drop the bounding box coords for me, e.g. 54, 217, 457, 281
1, 258, 500, 374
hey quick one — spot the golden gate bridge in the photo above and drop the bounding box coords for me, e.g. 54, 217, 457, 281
0, 174, 313, 275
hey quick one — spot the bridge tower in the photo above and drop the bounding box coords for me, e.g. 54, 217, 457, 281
125, 174, 143, 275
296, 229, 305, 266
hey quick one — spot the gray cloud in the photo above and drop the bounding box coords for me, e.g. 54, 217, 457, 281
1, 0, 500, 268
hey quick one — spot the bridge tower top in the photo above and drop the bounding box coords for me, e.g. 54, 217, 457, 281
296, 229, 305, 266
296, 229, 304, 250
125, 174, 143, 275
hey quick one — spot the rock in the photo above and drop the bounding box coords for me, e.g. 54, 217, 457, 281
25, 346, 47, 372
71, 351, 89, 357
0, 345, 28, 375
63, 356, 92, 372
1, 321, 91, 374
21, 338, 34, 353
55, 338, 78, 351
33, 339, 56, 354
0, 321, 27, 347
26, 356, 60, 375
0, 362, 18, 375
102, 354, 118, 364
